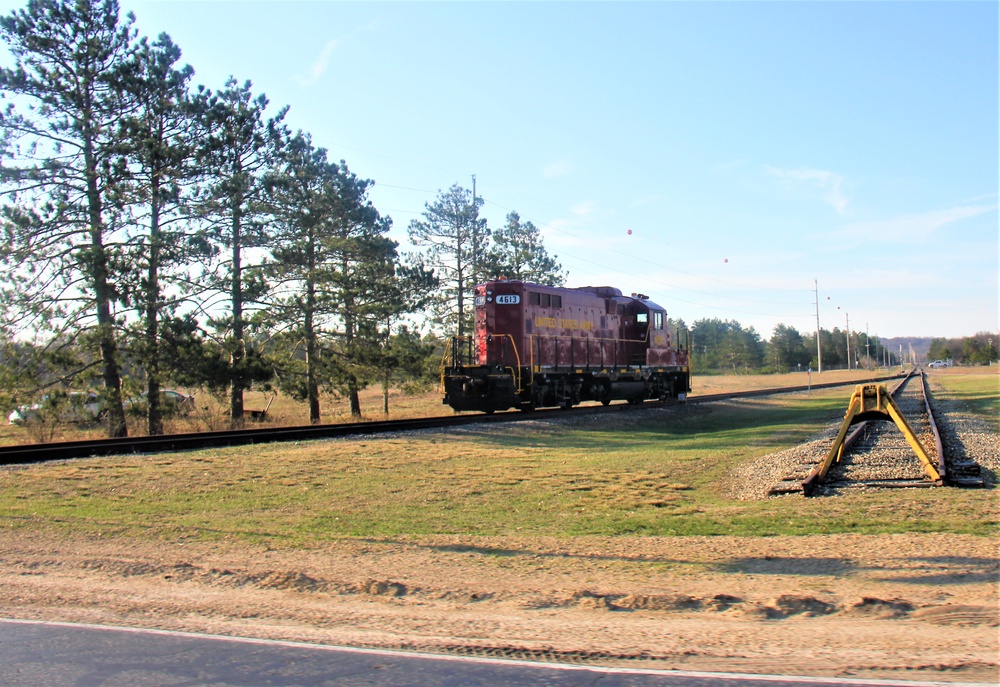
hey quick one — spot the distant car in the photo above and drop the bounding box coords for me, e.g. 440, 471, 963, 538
927, 360, 950, 368
124, 389, 195, 417
8, 391, 105, 426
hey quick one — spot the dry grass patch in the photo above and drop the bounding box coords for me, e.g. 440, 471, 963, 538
692, 368, 888, 394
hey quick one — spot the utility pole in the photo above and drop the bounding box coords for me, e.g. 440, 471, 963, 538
866, 322, 871, 368
469, 174, 477, 362
845, 313, 851, 370
814, 279, 822, 373
471, 174, 478, 283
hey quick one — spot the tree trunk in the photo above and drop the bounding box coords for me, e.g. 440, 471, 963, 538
348, 375, 361, 418
145, 172, 163, 435
304, 300, 320, 424
304, 234, 320, 423
83, 106, 127, 438
230, 197, 245, 427
456, 255, 464, 340
342, 284, 362, 419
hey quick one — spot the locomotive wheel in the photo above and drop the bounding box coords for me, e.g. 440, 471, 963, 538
519, 402, 535, 412
627, 396, 644, 406
601, 399, 611, 406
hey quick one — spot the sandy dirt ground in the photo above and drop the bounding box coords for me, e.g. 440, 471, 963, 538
0, 529, 996, 683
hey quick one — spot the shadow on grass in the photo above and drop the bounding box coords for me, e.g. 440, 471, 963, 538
711, 555, 998, 585
880, 556, 1000, 586
358, 543, 999, 584
716, 556, 857, 576
455, 398, 845, 453
944, 389, 1000, 419
367, 539, 696, 566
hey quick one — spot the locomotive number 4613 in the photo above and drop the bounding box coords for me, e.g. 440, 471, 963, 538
495, 294, 520, 305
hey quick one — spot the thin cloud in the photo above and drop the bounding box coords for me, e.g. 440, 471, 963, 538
829, 204, 996, 244
570, 200, 597, 217
712, 158, 750, 174
297, 39, 339, 87
766, 166, 850, 215
630, 193, 663, 208
542, 159, 573, 179
545, 218, 576, 232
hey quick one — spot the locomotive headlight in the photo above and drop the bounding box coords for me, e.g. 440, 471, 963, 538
486, 290, 493, 295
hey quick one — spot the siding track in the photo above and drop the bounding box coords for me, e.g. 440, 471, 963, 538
770, 370, 985, 496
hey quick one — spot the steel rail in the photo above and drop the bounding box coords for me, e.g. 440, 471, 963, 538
919, 371, 947, 482
801, 370, 916, 491
0, 371, 908, 466
800, 369, 949, 495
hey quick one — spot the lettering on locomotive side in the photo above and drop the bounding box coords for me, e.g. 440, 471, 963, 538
533, 317, 595, 331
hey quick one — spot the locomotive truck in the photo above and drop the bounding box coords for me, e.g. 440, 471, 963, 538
442, 279, 691, 413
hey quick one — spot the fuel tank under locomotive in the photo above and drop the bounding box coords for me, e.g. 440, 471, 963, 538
442, 280, 690, 413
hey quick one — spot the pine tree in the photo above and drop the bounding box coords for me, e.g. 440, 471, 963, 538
263, 131, 339, 423
193, 77, 286, 425
117, 33, 201, 434
407, 184, 486, 339
0, 0, 143, 437
264, 133, 423, 419
483, 211, 565, 285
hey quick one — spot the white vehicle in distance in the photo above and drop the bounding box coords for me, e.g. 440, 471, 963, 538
124, 389, 196, 417
8, 391, 105, 425
927, 360, 951, 368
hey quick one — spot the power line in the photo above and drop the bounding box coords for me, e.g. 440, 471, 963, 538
479, 196, 811, 297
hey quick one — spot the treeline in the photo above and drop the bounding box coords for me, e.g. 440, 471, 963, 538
687, 318, 907, 374
0, 0, 563, 436
928, 333, 998, 366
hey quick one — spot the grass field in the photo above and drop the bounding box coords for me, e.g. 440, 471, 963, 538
0, 367, 995, 542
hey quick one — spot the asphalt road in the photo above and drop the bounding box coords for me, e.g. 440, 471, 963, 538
0, 619, 984, 687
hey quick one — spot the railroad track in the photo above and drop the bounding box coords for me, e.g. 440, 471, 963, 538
769, 370, 985, 496
0, 372, 908, 467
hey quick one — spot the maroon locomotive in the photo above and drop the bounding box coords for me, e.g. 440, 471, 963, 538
442, 279, 691, 413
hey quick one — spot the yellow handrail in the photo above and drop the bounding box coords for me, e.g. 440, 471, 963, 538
490, 333, 523, 392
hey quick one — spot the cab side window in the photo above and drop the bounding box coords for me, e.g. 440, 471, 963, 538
528, 292, 561, 308
654, 311, 663, 330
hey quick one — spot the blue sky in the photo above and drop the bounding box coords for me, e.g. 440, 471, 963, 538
9, 1, 999, 340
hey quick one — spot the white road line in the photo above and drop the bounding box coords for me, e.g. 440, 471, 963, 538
2, 618, 991, 687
